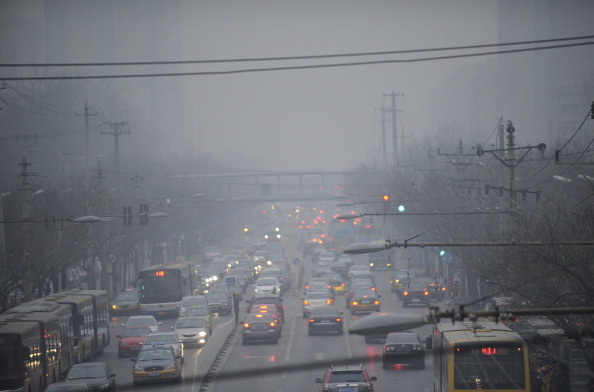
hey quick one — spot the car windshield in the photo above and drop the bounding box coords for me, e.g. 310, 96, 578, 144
329, 371, 364, 383
258, 278, 278, 285
386, 333, 419, 344
182, 297, 207, 306
137, 349, 174, 361
67, 365, 106, 379
145, 334, 177, 344
127, 317, 156, 326
176, 318, 205, 328
122, 327, 152, 337
184, 307, 208, 316
116, 292, 138, 301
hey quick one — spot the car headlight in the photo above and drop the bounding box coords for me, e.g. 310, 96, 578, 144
98, 382, 111, 390
133, 364, 143, 371
164, 363, 177, 370
199, 331, 207, 337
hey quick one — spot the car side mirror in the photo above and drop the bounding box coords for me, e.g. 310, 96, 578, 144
120, 323, 125, 327
370, 376, 377, 382
315, 378, 323, 383
158, 321, 163, 325
131, 358, 136, 362
115, 335, 121, 338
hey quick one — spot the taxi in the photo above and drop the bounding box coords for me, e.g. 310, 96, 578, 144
349, 288, 381, 314
132, 344, 182, 385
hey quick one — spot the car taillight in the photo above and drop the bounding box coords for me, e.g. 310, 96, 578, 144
335, 318, 342, 322
424, 291, 430, 296
308, 319, 315, 323
326, 299, 333, 304
374, 300, 380, 305
352, 301, 359, 305
403, 291, 409, 296
303, 300, 309, 305
341, 283, 345, 287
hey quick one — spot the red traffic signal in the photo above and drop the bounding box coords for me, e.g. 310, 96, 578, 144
382, 194, 390, 202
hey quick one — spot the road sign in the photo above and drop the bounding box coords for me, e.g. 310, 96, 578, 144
226, 277, 236, 287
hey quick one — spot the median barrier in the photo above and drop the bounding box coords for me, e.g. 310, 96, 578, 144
195, 314, 236, 381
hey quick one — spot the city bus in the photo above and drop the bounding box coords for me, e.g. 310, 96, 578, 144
329, 216, 357, 253
0, 320, 44, 392
63, 290, 110, 355
137, 262, 199, 318
40, 294, 95, 363
0, 309, 63, 387
429, 320, 530, 392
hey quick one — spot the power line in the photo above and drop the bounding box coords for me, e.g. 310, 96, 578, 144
1, 41, 594, 81
1, 35, 593, 68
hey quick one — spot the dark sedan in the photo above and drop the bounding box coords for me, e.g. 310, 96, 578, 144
307, 306, 343, 335
64, 362, 116, 392
382, 331, 425, 369
109, 290, 139, 317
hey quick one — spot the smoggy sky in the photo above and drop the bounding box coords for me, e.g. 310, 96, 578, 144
4, 1, 592, 174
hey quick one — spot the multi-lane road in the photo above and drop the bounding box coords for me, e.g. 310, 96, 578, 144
104, 251, 438, 392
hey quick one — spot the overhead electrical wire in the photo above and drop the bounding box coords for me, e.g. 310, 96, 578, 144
1, 34, 593, 68
1, 40, 594, 81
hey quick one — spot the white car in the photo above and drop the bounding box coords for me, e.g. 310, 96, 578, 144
319, 251, 336, 263
302, 291, 333, 318
171, 316, 209, 347
179, 295, 208, 316
255, 277, 281, 295
121, 315, 161, 333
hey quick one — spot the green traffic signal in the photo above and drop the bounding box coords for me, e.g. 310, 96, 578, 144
397, 204, 405, 212
439, 250, 446, 256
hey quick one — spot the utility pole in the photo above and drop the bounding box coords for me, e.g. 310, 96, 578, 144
506, 121, 517, 208
383, 91, 404, 167
375, 106, 389, 169
99, 121, 129, 184
77, 102, 97, 189
19, 156, 32, 300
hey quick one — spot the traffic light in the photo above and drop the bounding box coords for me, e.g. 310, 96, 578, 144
122, 205, 132, 226
139, 203, 149, 225
382, 194, 390, 213
397, 204, 406, 212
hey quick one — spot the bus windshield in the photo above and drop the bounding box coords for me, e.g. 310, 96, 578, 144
453, 343, 526, 390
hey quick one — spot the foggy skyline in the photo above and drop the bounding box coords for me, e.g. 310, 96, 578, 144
1, 1, 593, 175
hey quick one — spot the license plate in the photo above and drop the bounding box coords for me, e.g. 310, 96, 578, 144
339, 387, 356, 392
362, 300, 372, 304
148, 372, 161, 377
131, 346, 140, 350
321, 320, 331, 323
252, 326, 268, 331
412, 298, 420, 302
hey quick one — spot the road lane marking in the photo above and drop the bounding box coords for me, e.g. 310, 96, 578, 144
283, 316, 298, 378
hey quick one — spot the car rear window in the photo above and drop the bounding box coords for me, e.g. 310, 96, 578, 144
329, 371, 364, 383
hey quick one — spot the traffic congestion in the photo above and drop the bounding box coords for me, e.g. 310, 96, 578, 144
0, 208, 584, 392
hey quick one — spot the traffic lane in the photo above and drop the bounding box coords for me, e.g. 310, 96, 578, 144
104, 312, 233, 390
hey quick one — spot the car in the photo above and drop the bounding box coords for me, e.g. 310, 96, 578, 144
117, 326, 153, 358
179, 295, 208, 315
143, 332, 184, 363
206, 292, 232, 315
64, 362, 116, 392
172, 316, 209, 347
382, 331, 426, 369
401, 283, 431, 307
254, 277, 281, 295
348, 265, 371, 279
315, 364, 377, 392
307, 306, 343, 335
318, 251, 336, 263
44, 382, 89, 392
246, 294, 285, 321
121, 315, 161, 333
179, 305, 213, 333
250, 303, 283, 334
349, 288, 381, 314
132, 344, 182, 385
345, 279, 377, 308
302, 290, 333, 318
390, 270, 414, 298
109, 290, 139, 317
241, 313, 279, 345
324, 273, 347, 295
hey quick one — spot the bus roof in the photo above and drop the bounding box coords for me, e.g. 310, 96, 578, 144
435, 321, 525, 344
